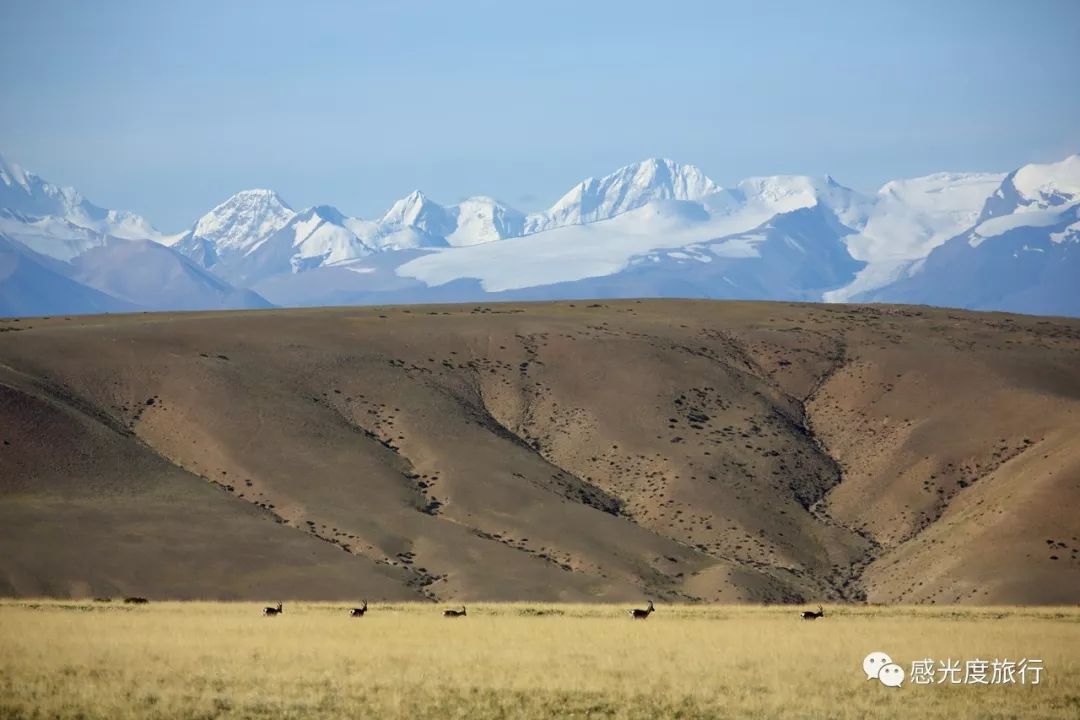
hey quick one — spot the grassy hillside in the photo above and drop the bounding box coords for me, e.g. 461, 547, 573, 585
1, 301, 1078, 603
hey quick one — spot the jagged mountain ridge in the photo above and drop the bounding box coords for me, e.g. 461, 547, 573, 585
0, 155, 272, 316
0, 155, 166, 246
0, 152, 1077, 317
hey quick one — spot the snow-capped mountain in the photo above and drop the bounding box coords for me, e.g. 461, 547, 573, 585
447, 196, 526, 247
365, 192, 526, 248
182, 159, 864, 291
0, 153, 170, 260
2, 151, 1077, 317
171, 189, 530, 284
0, 157, 271, 316
823, 171, 1006, 301
396, 175, 867, 293
214, 205, 376, 285
171, 189, 296, 271
979, 154, 1080, 221
376, 190, 455, 240
525, 158, 720, 233
859, 156, 1080, 315
358, 192, 526, 249
0, 209, 113, 262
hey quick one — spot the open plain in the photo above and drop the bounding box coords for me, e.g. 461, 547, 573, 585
1, 601, 1078, 720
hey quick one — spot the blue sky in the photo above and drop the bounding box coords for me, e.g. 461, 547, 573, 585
1, 0, 1078, 231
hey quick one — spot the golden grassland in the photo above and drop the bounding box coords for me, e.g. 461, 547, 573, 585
0, 601, 1078, 719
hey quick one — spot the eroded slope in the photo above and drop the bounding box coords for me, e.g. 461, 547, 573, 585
0, 301, 1076, 603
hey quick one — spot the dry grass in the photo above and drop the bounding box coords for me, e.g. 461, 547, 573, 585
1, 601, 1078, 719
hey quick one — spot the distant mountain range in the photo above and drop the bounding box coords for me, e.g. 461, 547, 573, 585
1, 153, 1077, 317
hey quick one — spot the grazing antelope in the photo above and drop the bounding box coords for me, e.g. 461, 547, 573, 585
349, 601, 368, 617
629, 600, 655, 619
263, 602, 283, 616
123, 596, 149, 605
443, 606, 466, 618
801, 605, 824, 620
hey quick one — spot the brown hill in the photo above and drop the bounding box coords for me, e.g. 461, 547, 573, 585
1, 301, 1077, 604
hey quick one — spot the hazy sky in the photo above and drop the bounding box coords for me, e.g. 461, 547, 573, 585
2, 0, 1078, 231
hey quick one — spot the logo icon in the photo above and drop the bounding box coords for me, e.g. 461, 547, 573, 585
878, 662, 905, 687
863, 651, 894, 680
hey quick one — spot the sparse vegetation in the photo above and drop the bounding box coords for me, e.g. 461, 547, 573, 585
1, 601, 1078, 719
2, 302, 1078, 605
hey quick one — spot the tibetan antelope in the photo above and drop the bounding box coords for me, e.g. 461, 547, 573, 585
801, 605, 824, 620
263, 602, 283, 616
443, 606, 467, 617
349, 601, 368, 617
629, 600, 655, 619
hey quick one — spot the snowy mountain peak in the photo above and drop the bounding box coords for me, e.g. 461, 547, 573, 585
211, 188, 291, 211
588, 157, 718, 203
446, 195, 525, 247
1010, 154, 1080, 207
824, 170, 1008, 303
732, 174, 871, 231
381, 189, 427, 221
235, 188, 285, 200
190, 189, 295, 253
0, 153, 167, 256
274, 204, 375, 272
5, 149, 1079, 318
0, 153, 75, 218
978, 155, 1080, 223
529, 158, 720, 233
738, 175, 822, 205
0, 153, 34, 191
379, 189, 452, 236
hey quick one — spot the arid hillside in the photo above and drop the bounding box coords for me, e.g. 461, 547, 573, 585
1, 301, 1077, 604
